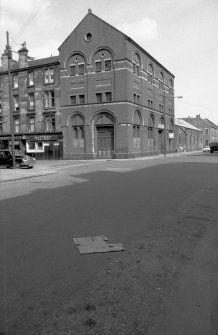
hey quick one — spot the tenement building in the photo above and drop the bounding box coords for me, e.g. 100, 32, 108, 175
0, 10, 176, 159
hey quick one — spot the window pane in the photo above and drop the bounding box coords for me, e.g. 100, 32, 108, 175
105, 60, 111, 71
96, 93, 102, 103
96, 61, 102, 72
70, 65, 76, 76
28, 72, 34, 86
78, 64, 85, 75
79, 95, 85, 104
71, 96, 76, 105
105, 92, 112, 102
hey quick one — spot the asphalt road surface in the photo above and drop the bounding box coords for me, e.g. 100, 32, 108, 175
1, 152, 218, 334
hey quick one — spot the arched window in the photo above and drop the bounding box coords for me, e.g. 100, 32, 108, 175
148, 64, 154, 84
148, 114, 155, 150
133, 53, 141, 76
71, 115, 84, 150
67, 53, 86, 76
169, 78, 173, 95
159, 72, 164, 90
93, 48, 113, 73
96, 114, 114, 125
133, 110, 141, 148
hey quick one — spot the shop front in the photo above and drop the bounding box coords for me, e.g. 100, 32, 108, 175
26, 133, 63, 160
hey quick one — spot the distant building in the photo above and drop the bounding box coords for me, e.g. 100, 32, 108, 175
175, 119, 203, 152
0, 10, 177, 159
181, 114, 218, 147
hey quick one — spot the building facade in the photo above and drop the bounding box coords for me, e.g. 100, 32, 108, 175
182, 114, 218, 147
0, 10, 176, 160
175, 118, 203, 152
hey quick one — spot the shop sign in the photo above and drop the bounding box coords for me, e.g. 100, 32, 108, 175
0, 135, 23, 140
28, 134, 59, 141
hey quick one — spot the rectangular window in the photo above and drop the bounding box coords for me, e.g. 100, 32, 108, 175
148, 99, 154, 109
29, 117, 35, 132
0, 98, 1, 113
95, 61, 102, 73
134, 94, 137, 103
70, 65, 76, 76
71, 95, 76, 105
44, 114, 55, 132
204, 128, 209, 135
14, 95, 19, 111
14, 118, 20, 133
13, 74, 18, 89
137, 95, 140, 104
44, 68, 54, 84
105, 59, 112, 71
28, 72, 34, 86
133, 63, 136, 74
0, 119, 2, 134
79, 95, 85, 104
28, 93, 35, 110
96, 93, 102, 103
137, 65, 140, 76
105, 92, 112, 102
45, 91, 55, 108
51, 115, 56, 131
78, 63, 85, 75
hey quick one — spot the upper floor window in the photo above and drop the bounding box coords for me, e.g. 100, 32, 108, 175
96, 93, 103, 103
0, 119, 2, 134
67, 53, 86, 76
14, 118, 20, 133
44, 68, 54, 84
13, 74, 18, 89
133, 53, 141, 76
148, 64, 154, 84
93, 48, 113, 73
204, 128, 209, 135
28, 93, 35, 110
29, 117, 35, 132
78, 63, 85, 75
159, 72, 164, 90
13, 95, 19, 111
28, 72, 34, 86
45, 90, 55, 108
169, 78, 173, 95
79, 94, 85, 104
44, 114, 56, 132
0, 98, 1, 113
159, 103, 164, 112
105, 92, 112, 102
148, 99, 154, 109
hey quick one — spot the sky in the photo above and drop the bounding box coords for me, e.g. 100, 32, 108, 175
1, 0, 218, 124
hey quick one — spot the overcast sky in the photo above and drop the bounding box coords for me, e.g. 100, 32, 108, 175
1, 0, 218, 124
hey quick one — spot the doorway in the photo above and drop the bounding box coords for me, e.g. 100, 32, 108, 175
97, 126, 114, 159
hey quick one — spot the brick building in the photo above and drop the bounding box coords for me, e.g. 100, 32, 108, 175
175, 118, 203, 152
0, 10, 176, 160
182, 114, 218, 147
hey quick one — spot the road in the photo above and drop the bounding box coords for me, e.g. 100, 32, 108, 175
1, 152, 218, 334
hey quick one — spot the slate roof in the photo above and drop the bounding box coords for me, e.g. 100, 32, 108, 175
175, 118, 202, 131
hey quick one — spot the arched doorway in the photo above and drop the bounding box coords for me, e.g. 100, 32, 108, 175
71, 114, 85, 154
96, 114, 115, 159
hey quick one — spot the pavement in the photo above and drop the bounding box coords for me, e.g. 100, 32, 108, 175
0, 151, 201, 183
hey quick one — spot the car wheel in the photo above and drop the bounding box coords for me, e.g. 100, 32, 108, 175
28, 166, 34, 169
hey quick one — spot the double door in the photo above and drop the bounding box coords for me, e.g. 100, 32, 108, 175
97, 126, 114, 159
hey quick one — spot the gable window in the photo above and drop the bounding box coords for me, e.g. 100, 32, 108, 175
28, 72, 34, 86
44, 68, 54, 84
105, 92, 112, 102
28, 93, 35, 110
78, 63, 85, 75
79, 94, 85, 104
95, 61, 102, 73
14, 118, 20, 133
45, 90, 55, 108
13, 74, 18, 89
13, 95, 19, 111
105, 59, 112, 71
96, 93, 103, 103
70, 95, 76, 105
70, 65, 76, 76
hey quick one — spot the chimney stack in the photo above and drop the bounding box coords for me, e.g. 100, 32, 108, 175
18, 42, 29, 68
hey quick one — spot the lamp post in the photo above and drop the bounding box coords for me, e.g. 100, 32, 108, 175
163, 90, 183, 157
7, 31, 16, 168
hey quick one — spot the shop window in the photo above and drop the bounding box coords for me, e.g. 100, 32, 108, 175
29, 142, 35, 150
28, 72, 34, 86
14, 118, 20, 133
105, 92, 112, 102
28, 93, 35, 110
45, 90, 55, 108
44, 68, 54, 84
13, 95, 19, 111
96, 93, 102, 103
13, 74, 18, 89
38, 142, 43, 149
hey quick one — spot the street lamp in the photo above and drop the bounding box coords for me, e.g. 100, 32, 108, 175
163, 90, 183, 157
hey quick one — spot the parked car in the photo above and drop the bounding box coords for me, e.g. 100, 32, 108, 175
202, 146, 210, 152
0, 149, 35, 168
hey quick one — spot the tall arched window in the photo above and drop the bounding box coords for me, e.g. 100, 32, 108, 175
71, 114, 84, 150
133, 53, 141, 76
169, 78, 173, 95
133, 110, 141, 148
148, 114, 155, 150
148, 64, 154, 84
159, 72, 164, 90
